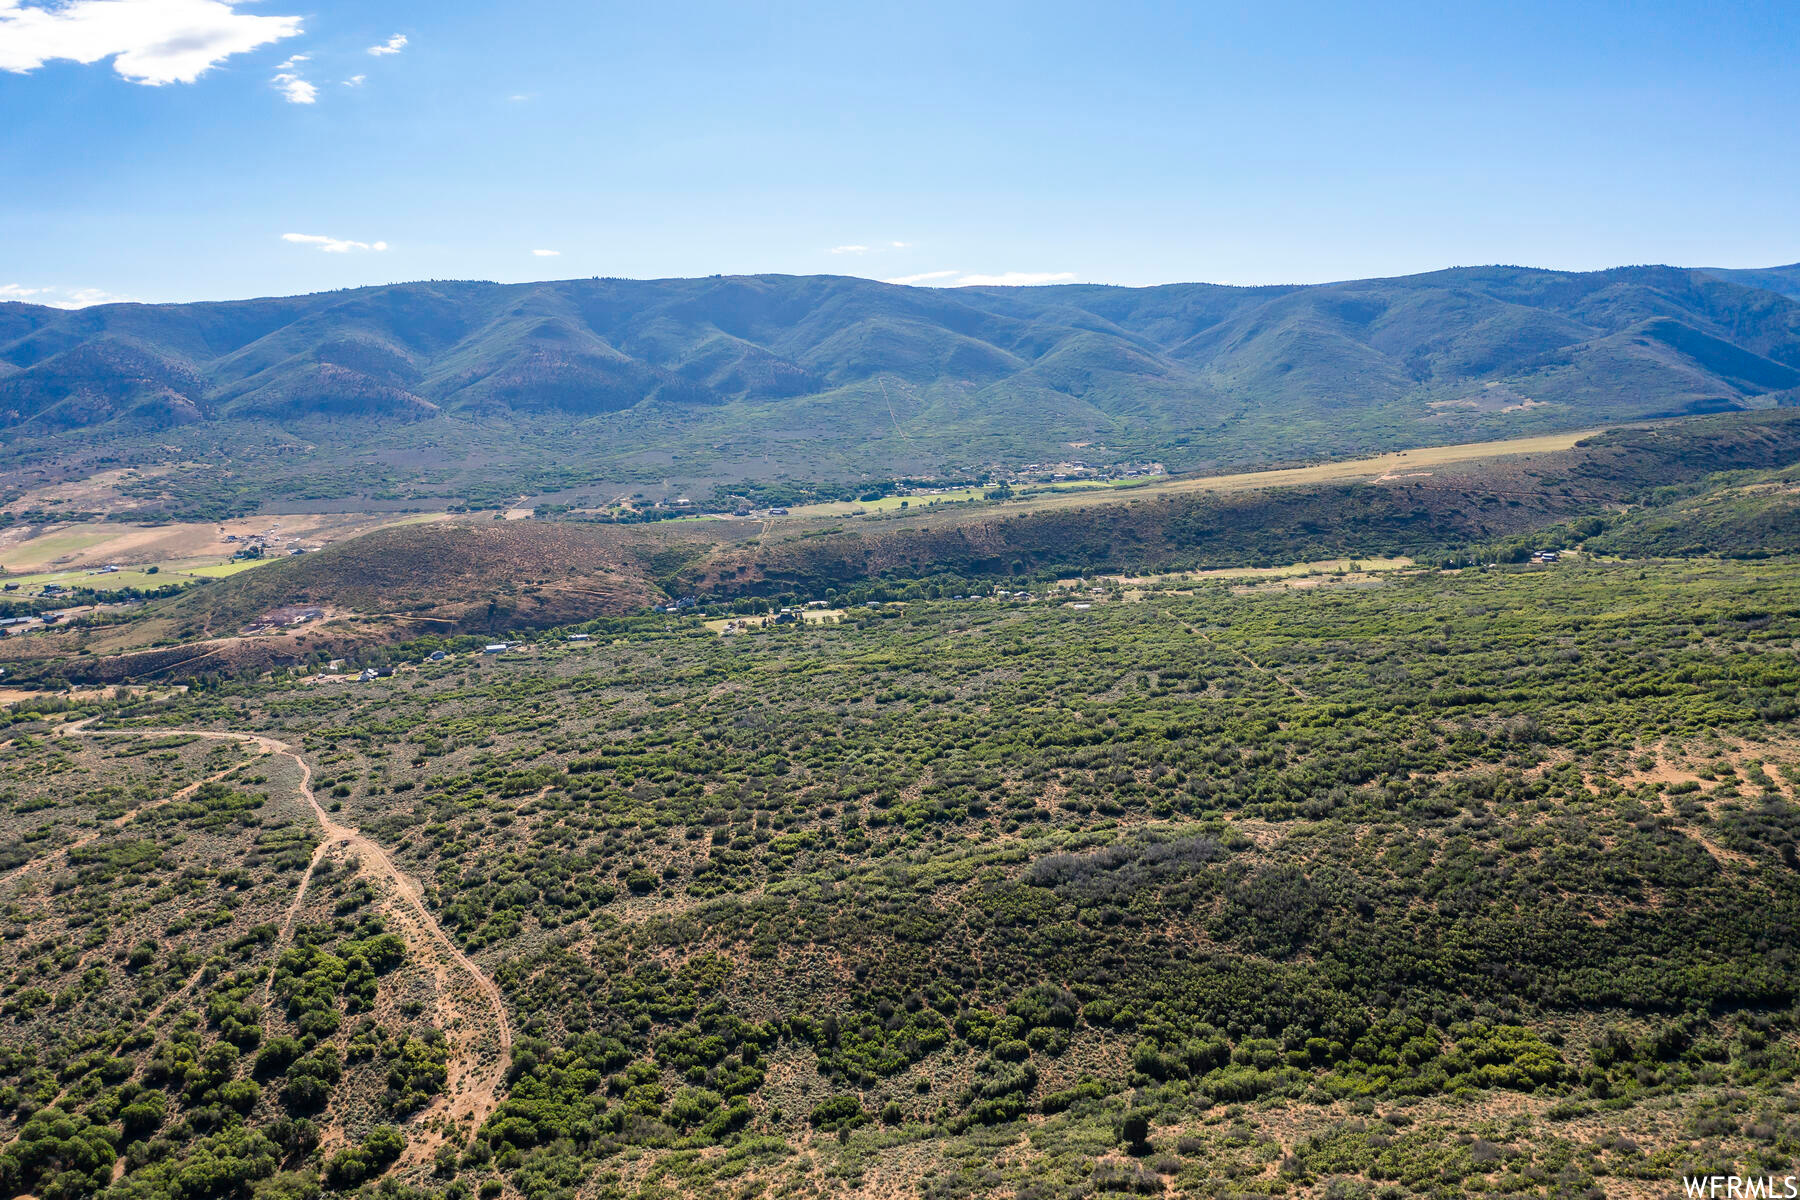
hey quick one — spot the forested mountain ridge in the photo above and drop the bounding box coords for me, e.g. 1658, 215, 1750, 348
3, 264, 1799, 471
1703, 262, 1800, 300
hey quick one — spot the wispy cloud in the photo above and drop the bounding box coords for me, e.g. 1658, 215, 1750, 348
281, 232, 388, 253
952, 271, 1077, 287
366, 32, 405, 56
271, 68, 314, 103
2, 283, 139, 307
830, 240, 913, 256
0, 0, 303, 85
879, 269, 1078, 288
883, 270, 959, 286
269, 52, 314, 102
58, 286, 137, 307
531, 249, 561, 257
342, 73, 364, 86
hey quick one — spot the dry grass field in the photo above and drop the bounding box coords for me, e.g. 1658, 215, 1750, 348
763, 430, 1602, 525
0, 511, 448, 576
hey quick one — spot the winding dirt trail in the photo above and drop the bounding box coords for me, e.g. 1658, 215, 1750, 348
55, 718, 514, 1148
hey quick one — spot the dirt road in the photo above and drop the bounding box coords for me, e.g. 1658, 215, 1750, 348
54, 718, 515, 1147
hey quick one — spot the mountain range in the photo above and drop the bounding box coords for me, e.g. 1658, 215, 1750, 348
4, 263, 1799, 487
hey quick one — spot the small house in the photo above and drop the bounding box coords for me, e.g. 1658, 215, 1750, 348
567, 633, 591, 642
483, 643, 507, 654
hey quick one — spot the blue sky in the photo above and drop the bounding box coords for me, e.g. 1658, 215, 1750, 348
2, 0, 1797, 305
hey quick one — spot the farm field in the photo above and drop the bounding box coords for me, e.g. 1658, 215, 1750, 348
0, 512, 450, 575
2, 556, 1796, 1200
764, 430, 1601, 524
0, 513, 454, 598
1059, 557, 1418, 591
776, 488, 991, 518
0, 559, 274, 598
703, 607, 846, 633
984, 429, 1604, 518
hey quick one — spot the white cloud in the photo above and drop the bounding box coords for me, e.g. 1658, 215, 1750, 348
273, 52, 305, 69
366, 32, 405, 55
0, 0, 302, 85
883, 270, 959, 287
270, 69, 313, 103
531, 249, 560, 257
57, 286, 137, 307
281, 232, 388, 254
342, 73, 363, 86
2, 283, 138, 307
951, 271, 1077, 287
878, 269, 1077, 288
831, 240, 916, 257
507, 92, 531, 101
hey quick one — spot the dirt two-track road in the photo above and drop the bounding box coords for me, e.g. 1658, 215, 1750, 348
53, 719, 515, 1158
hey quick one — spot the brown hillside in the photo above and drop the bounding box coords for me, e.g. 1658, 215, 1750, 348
161, 519, 689, 638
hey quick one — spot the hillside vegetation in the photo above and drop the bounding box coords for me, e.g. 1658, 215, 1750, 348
5, 265, 1800, 504
2, 555, 1797, 1200
2, 363, 1799, 1200
4, 409, 1800, 687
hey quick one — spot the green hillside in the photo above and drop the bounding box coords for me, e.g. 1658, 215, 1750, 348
5, 265, 1800, 506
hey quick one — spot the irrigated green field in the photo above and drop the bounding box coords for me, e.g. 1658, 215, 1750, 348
0, 558, 273, 597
